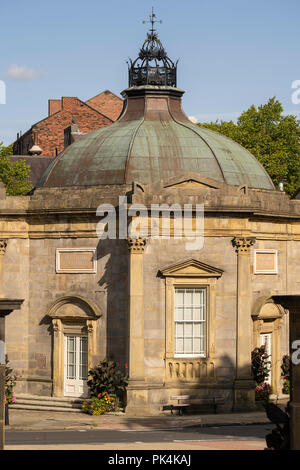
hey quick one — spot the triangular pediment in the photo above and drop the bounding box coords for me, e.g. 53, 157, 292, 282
163, 173, 222, 190
159, 258, 223, 278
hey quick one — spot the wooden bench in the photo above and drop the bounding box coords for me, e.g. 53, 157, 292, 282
164, 394, 225, 415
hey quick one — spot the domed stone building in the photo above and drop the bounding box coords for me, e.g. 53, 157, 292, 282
2, 21, 300, 416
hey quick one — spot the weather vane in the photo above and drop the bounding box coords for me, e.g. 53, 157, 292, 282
142, 7, 162, 39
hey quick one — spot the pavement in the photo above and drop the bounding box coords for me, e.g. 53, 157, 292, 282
3, 408, 272, 450
6, 408, 270, 432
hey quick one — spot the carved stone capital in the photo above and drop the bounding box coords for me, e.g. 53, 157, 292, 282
52, 318, 61, 333
0, 240, 7, 255
232, 237, 255, 254
127, 238, 146, 253
86, 319, 94, 334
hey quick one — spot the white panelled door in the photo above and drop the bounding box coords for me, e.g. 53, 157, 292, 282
260, 333, 272, 385
64, 335, 88, 397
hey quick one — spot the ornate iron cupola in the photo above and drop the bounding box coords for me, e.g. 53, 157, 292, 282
128, 9, 178, 87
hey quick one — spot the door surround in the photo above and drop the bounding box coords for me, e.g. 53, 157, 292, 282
252, 296, 287, 396
47, 296, 101, 397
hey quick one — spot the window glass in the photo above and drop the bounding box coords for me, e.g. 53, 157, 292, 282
174, 288, 206, 356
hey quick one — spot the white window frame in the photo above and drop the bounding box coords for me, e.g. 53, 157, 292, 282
164, 276, 217, 362
254, 249, 278, 275
174, 287, 207, 358
56, 248, 97, 273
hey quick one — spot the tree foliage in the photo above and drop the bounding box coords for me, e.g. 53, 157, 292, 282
199, 97, 300, 196
0, 142, 33, 195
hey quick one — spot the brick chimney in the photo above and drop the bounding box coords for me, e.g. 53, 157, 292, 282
48, 99, 62, 116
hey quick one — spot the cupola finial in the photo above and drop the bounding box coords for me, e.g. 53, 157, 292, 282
128, 9, 178, 87
142, 7, 162, 40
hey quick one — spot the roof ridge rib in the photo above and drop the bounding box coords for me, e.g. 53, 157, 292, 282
167, 99, 226, 182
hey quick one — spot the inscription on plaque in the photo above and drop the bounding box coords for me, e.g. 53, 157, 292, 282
254, 250, 277, 274
56, 249, 96, 273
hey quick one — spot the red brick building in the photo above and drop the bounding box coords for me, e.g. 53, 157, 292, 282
86, 90, 124, 121
13, 90, 123, 157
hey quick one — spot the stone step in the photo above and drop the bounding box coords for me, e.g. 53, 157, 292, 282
9, 403, 83, 413
9, 394, 86, 412
16, 394, 85, 403
9, 394, 125, 413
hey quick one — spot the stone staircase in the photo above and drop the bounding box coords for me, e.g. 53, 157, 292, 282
9, 394, 85, 413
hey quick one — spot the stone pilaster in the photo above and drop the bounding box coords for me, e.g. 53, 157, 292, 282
0, 239, 7, 444
126, 238, 150, 415
0, 240, 7, 299
275, 298, 300, 450
0, 363, 4, 450
52, 318, 64, 397
232, 237, 256, 410
289, 307, 300, 450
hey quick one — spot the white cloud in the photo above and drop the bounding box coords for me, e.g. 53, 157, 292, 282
6, 64, 47, 81
188, 116, 198, 123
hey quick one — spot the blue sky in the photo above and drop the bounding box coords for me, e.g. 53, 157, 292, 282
0, 0, 299, 146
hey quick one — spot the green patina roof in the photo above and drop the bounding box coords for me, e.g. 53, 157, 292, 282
39, 90, 274, 190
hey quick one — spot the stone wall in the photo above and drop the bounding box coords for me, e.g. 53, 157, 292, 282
1, 180, 300, 409
143, 235, 238, 386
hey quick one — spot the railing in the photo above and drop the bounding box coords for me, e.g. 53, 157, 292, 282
129, 66, 177, 87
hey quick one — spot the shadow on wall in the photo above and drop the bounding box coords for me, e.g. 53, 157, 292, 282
119, 354, 258, 419
164, 354, 237, 412
96, 238, 129, 371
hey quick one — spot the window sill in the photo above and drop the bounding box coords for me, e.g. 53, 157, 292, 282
174, 354, 207, 359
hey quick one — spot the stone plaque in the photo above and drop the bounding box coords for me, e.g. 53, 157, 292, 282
146, 97, 168, 111
56, 248, 96, 273
254, 250, 277, 274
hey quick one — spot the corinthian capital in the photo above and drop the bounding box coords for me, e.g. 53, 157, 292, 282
127, 237, 146, 253
232, 237, 255, 254
0, 240, 7, 255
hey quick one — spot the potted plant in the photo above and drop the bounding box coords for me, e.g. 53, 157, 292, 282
82, 359, 128, 415
82, 392, 122, 415
251, 346, 272, 401
281, 355, 290, 395
255, 382, 272, 401
5, 355, 17, 425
